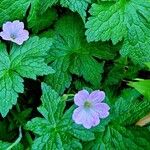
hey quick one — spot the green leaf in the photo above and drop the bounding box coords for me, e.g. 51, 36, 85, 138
70, 55, 104, 88
86, 0, 150, 65
26, 83, 94, 150
112, 89, 150, 125
104, 57, 139, 86
0, 37, 54, 117
0, 141, 11, 149
10, 37, 54, 79
45, 57, 72, 95
45, 14, 113, 94
145, 62, 150, 70
128, 79, 150, 100
69, 124, 95, 141
60, 0, 91, 21
39, 0, 58, 13
86, 1, 126, 44
0, 0, 30, 26
11, 108, 32, 126
28, 0, 57, 33
40, 82, 60, 123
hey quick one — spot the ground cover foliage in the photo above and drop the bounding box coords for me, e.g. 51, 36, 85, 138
0, 0, 150, 149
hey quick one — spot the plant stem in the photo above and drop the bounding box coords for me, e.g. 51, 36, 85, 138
16, 103, 21, 112
6, 127, 22, 150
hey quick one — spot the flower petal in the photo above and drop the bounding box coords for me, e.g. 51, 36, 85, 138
13, 20, 24, 30
72, 107, 86, 124
94, 103, 110, 118
74, 90, 89, 106
13, 30, 29, 45
72, 107, 100, 129
83, 109, 100, 129
18, 30, 29, 39
89, 90, 105, 104
0, 31, 11, 41
12, 38, 24, 45
2, 21, 13, 32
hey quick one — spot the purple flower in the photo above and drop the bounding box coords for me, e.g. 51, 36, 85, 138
72, 90, 110, 129
0, 20, 29, 45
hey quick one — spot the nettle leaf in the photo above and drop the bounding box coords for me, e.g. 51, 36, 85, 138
0, 37, 54, 117
86, 0, 150, 65
28, 0, 57, 33
112, 89, 150, 125
26, 83, 94, 150
46, 56, 72, 95
60, 0, 91, 21
0, 0, 30, 26
128, 79, 150, 100
45, 14, 114, 94
39, 0, 58, 13
84, 89, 150, 149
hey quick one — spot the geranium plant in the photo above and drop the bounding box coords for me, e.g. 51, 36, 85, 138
0, 0, 149, 149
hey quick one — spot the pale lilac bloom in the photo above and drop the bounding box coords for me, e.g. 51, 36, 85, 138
72, 90, 110, 129
0, 20, 29, 45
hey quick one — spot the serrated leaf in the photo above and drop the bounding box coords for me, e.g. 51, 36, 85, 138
40, 83, 60, 123
28, 0, 57, 33
39, 0, 58, 13
86, 1, 126, 44
86, 0, 150, 65
0, 0, 30, 26
10, 37, 54, 79
45, 14, 113, 94
45, 57, 71, 95
69, 124, 95, 141
112, 89, 150, 125
70, 55, 104, 87
60, 0, 91, 21
0, 37, 54, 117
26, 83, 94, 150
0, 71, 24, 118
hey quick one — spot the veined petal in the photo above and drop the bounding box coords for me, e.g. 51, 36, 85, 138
0, 31, 11, 41
74, 90, 89, 106
82, 109, 100, 129
2, 21, 13, 32
94, 103, 110, 118
72, 106, 86, 124
13, 20, 24, 30
12, 38, 24, 45
89, 90, 105, 104
72, 106, 100, 129
14, 30, 29, 45
17, 30, 29, 40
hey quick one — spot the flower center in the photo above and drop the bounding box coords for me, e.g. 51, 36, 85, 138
10, 34, 16, 40
84, 101, 92, 108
